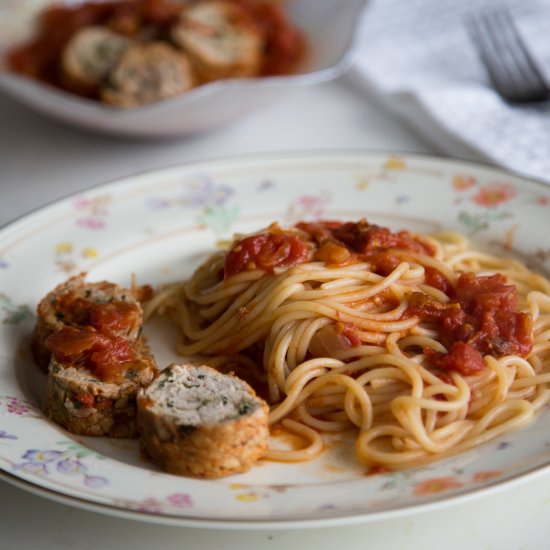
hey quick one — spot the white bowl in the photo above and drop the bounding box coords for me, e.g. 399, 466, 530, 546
0, 0, 367, 138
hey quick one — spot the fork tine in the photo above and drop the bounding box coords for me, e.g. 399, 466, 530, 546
467, 14, 523, 101
490, 10, 549, 96
466, 10, 550, 103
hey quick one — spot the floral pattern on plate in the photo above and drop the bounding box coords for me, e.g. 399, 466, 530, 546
12, 443, 109, 489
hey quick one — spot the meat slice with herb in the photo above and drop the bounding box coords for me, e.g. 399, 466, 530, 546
61, 25, 131, 95
171, 0, 263, 83
45, 337, 156, 438
33, 273, 148, 371
34, 273, 157, 437
100, 41, 195, 107
137, 363, 269, 478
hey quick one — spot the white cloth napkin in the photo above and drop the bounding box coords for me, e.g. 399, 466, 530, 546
351, 0, 550, 182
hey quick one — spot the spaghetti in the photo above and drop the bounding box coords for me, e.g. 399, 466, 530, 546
145, 219, 550, 470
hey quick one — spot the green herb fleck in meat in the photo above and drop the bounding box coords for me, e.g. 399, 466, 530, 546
125, 369, 138, 380
238, 401, 254, 415
177, 424, 196, 437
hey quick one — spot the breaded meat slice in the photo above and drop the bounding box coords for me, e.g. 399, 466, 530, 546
45, 330, 156, 437
33, 273, 149, 371
171, 0, 264, 83
137, 364, 269, 478
61, 26, 131, 94
100, 41, 195, 107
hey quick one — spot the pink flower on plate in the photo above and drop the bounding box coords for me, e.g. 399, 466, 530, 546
286, 192, 331, 221
73, 197, 94, 210
76, 217, 106, 230
452, 174, 476, 191
166, 493, 193, 508
136, 498, 162, 513
472, 470, 502, 483
472, 183, 516, 207
413, 476, 463, 496
6, 397, 34, 416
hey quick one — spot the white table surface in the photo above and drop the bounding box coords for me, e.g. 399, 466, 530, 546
2, 71, 550, 549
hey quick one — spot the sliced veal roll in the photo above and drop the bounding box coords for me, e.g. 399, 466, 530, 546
61, 26, 131, 94
170, 0, 264, 83
137, 364, 269, 478
100, 42, 195, 107
33, 273, 147, 371
44, 330, 157, 438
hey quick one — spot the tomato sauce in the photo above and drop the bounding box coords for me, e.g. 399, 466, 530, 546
224, 231, 310, 277
89, 301, 140, 336
408, 272, 533, 375
7, 0, 305, 99
225, 219, 437, 278
424, 266, 454, 295
425, 342, 484, 376
297, 219, 435, 275
336, 321, 362, 348
246, 0, 305, 76
330, 221, 433, 256
54, 293, 140, 336
45, 286, 150, 383
45, 326, 138, 383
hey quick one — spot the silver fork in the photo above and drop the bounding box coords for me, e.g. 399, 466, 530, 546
466, 9, 550, 103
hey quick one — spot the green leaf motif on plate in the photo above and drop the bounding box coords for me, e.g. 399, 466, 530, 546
0, 293, 32, 325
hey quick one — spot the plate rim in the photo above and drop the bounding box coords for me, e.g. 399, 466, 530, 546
3, 459, 550, 530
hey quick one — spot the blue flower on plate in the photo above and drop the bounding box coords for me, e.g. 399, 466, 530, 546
57, 459, 88, 476
22, 449, 64, 463
183, 177, 234, 208
14, 462, 48, 475
0, 430, 17, 440
83, 475, 109, 489
395, 194, 411, 204
257, 180, 275, 192
146, 196, 171, 210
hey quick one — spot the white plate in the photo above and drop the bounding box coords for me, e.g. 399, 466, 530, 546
2, 151, 550, 529
0, 0, 366, 138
